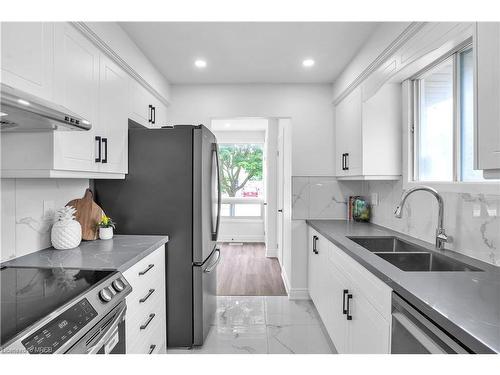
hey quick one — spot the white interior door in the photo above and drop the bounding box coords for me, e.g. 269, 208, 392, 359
277, 124, 285, 266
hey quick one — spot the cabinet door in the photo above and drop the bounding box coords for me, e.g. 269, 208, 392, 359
307, 228, 322, 307
53, 23, 100, 172
347, 290, 390, 354
475, 22, 500, 171
322, 262, 349, 353
129, 78, 153, 127
1, 22, 54, 101
335, 87, 363, 176
99, 55, 129, 174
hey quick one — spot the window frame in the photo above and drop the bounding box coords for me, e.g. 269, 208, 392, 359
406, 39, 499, 194
218, 142, 265, 220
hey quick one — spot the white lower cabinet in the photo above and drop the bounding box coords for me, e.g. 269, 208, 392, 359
122, 245, 167, 354
307, 226, 392, 353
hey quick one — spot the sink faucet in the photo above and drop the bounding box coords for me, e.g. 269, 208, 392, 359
394, 186, 450, 250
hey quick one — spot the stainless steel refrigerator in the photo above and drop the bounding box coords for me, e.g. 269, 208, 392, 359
94, 124, 221, 348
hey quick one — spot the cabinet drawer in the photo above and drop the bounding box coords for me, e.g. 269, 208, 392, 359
328, 242, 391, 319
126, 307, 165, 354
123, 246, 165, 288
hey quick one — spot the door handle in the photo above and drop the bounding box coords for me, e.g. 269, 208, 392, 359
148, 105, 153, 123
312, 235, 319, 254
139, 288, 155, 303
101, 138, 108, 164
140, 313, 156, 330
346, 294, 353, 320
95, 136, 102, 163
342, 289, 348, 314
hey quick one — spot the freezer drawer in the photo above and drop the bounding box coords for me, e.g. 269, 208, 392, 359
193, 247, 221, 345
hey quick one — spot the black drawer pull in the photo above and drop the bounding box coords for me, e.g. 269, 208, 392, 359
102, 137, 108, 164
342, 289, 348, 314
138, 264, 154, 276
312, 235, 319, 254
148, 344, 156, 354
139, 288, 155, 303
95, 136, 101, 163
346, 294, 353, 320
140, 313, 156, 330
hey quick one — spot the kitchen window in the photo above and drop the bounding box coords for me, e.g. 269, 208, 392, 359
219, 143, 264, 218
411, 44, 492, 184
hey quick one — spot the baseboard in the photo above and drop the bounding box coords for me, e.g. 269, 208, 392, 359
265, 247, 278, 258
287, 288, 310, 300
218, 235, 265, 243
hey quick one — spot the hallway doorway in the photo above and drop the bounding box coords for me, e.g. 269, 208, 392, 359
216, 242, 287, 296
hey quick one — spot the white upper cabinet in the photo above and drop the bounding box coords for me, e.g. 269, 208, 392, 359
98, 55, 129, 174
475, 22, 500, 178
335, 84, 401, 180
1, 22, 170, 178
0, 22, 55, 101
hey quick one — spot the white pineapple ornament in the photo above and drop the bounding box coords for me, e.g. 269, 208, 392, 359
51, 206, 82, 250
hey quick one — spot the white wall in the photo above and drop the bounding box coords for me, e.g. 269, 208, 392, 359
265, 119, 278, 257
168, 84, 335, 177
0, 178, 89, 262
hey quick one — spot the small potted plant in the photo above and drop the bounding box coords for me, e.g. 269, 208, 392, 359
98, 214, 116, 240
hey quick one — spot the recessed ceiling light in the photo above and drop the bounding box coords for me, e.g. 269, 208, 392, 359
302, 59, 315, 68
194, 59, 207, 68
17, 99, 30, 106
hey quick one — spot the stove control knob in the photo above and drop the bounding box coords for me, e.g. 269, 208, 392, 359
99, 288, 113, 302
112, 279, 125, 293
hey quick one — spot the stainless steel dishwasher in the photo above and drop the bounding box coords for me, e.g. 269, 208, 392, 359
391, 293, 470, 354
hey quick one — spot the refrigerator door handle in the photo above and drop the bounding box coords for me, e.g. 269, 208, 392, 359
211, 143, 222, 241
203, 248, 221, 273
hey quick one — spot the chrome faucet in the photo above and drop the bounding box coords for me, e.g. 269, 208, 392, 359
394, 186, 450, 250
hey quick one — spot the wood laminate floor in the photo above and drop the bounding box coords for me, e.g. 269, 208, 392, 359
217, 243, 287, 296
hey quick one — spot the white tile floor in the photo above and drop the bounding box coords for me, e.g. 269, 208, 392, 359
167, 296, 336, 354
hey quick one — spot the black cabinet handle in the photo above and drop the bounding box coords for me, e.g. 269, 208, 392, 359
342, 153, 345, 170
312, 235, 319, 254
102, 138, 108, 164
345, 153, 349, 170
139, 288, 155, 303
95, 136, 101, 163
152, 106, 156, 124
140, 313, 156, 330
346, 294, 353, 320
138, 264, 154, 276
342, 289, 349, 314
148, 105, 153, 123
148, 345, 156, 354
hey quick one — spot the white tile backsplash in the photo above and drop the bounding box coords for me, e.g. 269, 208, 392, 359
0, 178, 89, 262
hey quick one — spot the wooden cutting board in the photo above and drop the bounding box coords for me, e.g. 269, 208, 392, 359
66, 189, 104, 240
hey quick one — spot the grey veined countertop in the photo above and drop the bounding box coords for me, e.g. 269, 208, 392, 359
306, 219, 500, 354
2, 235, 169, 272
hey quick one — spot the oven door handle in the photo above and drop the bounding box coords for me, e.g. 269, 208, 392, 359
85, 303, 127, 354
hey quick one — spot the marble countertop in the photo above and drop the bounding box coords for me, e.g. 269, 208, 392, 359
306, 219, 500, 354
2, 235, 169, 272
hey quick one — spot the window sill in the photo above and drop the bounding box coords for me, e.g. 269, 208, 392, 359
403, 180, 500, 195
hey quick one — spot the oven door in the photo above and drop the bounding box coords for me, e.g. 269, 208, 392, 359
65, 301, 127, 354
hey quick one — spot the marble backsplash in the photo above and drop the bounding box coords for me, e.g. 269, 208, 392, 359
292, 176, 359, 220
360, 180, 500, 267
1, 178, 89, 262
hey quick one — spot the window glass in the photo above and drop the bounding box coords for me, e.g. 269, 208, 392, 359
417, 57, 454, 181
459, 48, 483, 181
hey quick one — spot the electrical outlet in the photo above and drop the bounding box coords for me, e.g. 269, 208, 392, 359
43, 200, 55, 219
371, 193, 379, 206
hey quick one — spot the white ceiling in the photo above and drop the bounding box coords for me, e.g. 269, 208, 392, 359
119, 22, 379, 84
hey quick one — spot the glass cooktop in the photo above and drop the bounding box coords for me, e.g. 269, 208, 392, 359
0, 266, 114, 347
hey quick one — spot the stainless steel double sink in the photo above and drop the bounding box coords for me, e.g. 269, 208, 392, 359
347, 236, 482, 272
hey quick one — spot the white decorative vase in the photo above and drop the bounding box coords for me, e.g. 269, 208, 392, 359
51, 220, 82, 250
51, 206, 82, 250
99, 227, 113, 240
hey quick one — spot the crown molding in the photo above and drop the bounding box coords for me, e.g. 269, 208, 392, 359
332, 22, 426, 105
72, 22, 170, 107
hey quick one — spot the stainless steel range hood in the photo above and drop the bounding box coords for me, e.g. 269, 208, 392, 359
0, 84, 92, 132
